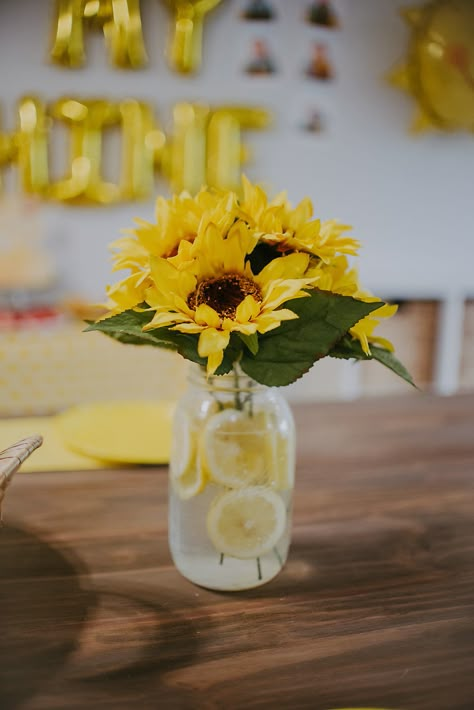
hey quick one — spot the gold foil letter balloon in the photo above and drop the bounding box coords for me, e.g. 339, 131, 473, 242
49, 98, 121, 204
119, 100, 166, 200
51, 0, 147, 68
162, 103, 210, 194
207, 106, 272, 190
0, 98, 271, 201
0, 97, 50, 195
163, 0, 224, 74
390, 0, 474, 132
162, 103, 272, 193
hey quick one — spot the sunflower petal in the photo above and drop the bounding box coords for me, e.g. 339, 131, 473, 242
143, 311, 191, 330
235, 295, 261, 323
257, 253, 310, 284
198, 328, 230, 357
253, 306, 297, 333
262, 279, 313, 311
198, 328, 230, 375
369, 336, 395, 352
195, 304, 221, 328
172, 322, 204, 334
228, 321, 258, 336
105, 272, 149, 313
206, 350, 224, 376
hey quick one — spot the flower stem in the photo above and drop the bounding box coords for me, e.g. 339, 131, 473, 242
234, 367, 242, 410
208, 376, 224, 411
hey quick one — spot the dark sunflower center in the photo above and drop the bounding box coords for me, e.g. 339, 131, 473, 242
188, 274, 262, 319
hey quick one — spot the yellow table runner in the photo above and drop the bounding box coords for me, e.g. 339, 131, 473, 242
0, 417, 111, 472
0, 400, 175, 472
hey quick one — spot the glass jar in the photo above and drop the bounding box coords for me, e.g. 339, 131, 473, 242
168, 364, 296, 591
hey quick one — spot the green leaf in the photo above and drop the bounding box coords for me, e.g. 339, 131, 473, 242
85, 309, 205, 363
238, 332, 259, 356
85, 310, 168, 346
329, 335, 416, 388
240, 289, 383, 387
327, 336, 360, 360
84, 308, 241, 375
371, 346, 416, 387
215, 334, 243, 376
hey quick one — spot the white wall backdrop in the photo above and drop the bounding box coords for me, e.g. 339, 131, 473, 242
1, 0, 473, 302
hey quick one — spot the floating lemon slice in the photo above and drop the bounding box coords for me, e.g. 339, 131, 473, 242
272, 424, 296, 491
169, 409, 194, 480
170, 401, 223, 498
202, 409, 276, 488
206, 487, 286, 559
172, 457, 206, 500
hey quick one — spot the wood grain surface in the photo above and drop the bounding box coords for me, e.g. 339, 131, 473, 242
1, 393, 473, 710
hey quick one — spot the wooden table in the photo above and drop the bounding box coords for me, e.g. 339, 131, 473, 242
1, 394, 473, 710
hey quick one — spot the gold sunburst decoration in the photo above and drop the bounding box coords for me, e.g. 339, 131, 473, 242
389, 0, 474, 133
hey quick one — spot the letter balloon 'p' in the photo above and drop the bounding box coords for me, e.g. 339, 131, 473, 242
51, 0, 147, 69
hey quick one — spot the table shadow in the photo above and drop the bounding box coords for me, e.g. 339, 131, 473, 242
76, 588, 210, 683
0, 525, 213, 709
231, 514, 464, 601
0, 525, 96, 710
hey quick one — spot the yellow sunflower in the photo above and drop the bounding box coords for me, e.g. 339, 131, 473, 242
102, 272, 150, 318
142, 220, 316, 374
104, 189, 238, 316
307, 255, 397, 354
349, 300, 398, 355
117, 189, 223, 260
110, 188, 238, 275
306, 255, 359, 295
239, 176, 360, 264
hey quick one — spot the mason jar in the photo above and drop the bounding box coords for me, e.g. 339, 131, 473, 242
168, 364, 296, 591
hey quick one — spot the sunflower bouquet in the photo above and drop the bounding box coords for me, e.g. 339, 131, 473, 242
88, 176, 412, 388
88, 177, 413, 591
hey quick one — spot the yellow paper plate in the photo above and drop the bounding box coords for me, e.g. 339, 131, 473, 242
55, 400, 176, 465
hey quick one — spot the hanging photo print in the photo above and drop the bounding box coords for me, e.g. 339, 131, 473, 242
241, 0, 276, 21
245, 39, 277, 75
306, 43, 334, 80
302, 108, 325, 133
306, 0, 339, 29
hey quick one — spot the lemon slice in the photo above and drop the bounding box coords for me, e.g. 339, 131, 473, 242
206, 487, 286, 559
272, 425, 296, 491
169, 409, 194, 481
172, 456, 206, 500
202, 409, 276, 488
